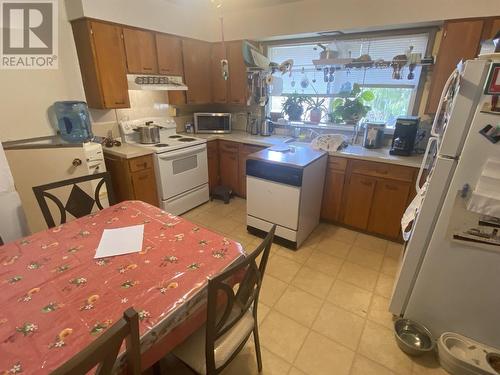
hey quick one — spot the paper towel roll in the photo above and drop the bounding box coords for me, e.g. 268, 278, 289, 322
0, 142, 14, 193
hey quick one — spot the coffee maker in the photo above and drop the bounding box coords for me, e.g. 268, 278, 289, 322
390, 116, 420, 156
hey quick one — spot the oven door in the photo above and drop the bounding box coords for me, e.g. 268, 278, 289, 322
154, 144, 208, 200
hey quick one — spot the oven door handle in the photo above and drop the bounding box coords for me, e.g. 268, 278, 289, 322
157, 144, 206, 160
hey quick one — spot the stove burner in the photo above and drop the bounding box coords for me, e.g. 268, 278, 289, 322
154, 143, 169, 147
178, 138, 196, 142
168, 135, 182, 139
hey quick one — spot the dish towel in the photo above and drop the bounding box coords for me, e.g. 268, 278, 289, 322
467, 158, 500, 218
311, 134, 348, 152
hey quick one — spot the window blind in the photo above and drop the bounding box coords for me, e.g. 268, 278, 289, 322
268, 33, 429, 96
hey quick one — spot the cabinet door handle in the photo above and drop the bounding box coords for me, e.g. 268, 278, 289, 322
115, 100, 125, 105
160, 68, 170, 72
385, 184, 398, 191
137, 175, 148, 181
143, 67, 153, 71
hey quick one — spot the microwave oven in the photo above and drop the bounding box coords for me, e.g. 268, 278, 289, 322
194, 113, 231, 134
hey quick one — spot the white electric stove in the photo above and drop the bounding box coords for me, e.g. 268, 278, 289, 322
119, 117, 209, 215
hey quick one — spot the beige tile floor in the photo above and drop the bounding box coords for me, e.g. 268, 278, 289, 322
177, 198, 447, 375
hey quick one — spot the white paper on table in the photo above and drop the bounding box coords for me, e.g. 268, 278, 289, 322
94, 224, 144, 259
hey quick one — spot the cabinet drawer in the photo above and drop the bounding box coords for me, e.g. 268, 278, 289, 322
350, 160, 414, 182
327, 156, 347, 171
128, 155, 153, 172
219, 141, 239, 153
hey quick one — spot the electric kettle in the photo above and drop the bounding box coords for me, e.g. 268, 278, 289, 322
260, 118, 273, 137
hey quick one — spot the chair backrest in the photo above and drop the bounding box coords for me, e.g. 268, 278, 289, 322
51, 308, 141, 375
205, 225, 276, 371
32, 172, 115, 228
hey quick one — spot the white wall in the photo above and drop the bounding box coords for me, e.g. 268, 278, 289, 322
0, 0, 86, 142
212, 0, 500, 41
67, 0, 219, 40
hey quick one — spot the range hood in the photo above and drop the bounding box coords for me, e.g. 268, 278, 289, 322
127, 74, 188, 91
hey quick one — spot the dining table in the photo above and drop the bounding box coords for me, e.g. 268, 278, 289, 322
0, 200, 245, 374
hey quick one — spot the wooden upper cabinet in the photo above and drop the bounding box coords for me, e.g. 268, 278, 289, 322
211, 42, 228, 103
71, 19, 129, 109
156, 34, 184, 76
425, 19, 485, 114
182, 39, 212, 104
227, 41, 248, 105
122, 28, 158, 74
482, 17, 500, 40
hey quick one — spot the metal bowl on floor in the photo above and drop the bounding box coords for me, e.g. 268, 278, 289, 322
394, 318, 435, 356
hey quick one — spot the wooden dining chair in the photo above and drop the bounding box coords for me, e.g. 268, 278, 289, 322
51, 307, 141, 375
32, 172, 115, 228
172, 225, 276, 375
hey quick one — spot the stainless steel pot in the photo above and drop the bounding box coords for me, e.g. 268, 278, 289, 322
135, 124, 160, 144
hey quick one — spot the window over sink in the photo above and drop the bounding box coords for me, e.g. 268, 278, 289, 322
267, 32, 430, 127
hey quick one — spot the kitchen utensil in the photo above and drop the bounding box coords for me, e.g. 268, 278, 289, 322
300, 76, 309, 89
363, 122, 386, 149
394, 318, 434, 356
134, 122, 160, 144
391, 54, 408, 80
315, 43, 339, 59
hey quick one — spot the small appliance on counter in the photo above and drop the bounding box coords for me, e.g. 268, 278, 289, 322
390, 116, 420, 156
260, 118, 273, 136
362, 122, 386, 149
53, 101, 93, 143
194, 113, 231, 134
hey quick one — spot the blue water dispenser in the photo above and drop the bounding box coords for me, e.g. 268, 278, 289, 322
54, 101, 93, 143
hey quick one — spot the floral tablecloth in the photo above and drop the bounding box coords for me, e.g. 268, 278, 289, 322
0, 201, 244, 374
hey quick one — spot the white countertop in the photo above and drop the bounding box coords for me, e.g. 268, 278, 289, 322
193, 131, 424, 169
102, 143, 154, 159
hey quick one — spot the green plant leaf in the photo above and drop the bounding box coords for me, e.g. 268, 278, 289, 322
360, 90, 375, 102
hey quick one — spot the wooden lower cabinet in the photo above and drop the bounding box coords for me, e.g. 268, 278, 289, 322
368, 179, 411, 239
321, 156, 417, 241
219, 141, 240, 194
104, 154, 159, 206
321, 169, 345, 222
238, 144, 265, 198
342, 174, 377, 230
207, 140, 220, 193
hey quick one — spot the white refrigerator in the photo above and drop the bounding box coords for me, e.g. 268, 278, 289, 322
389, 56, 500, 348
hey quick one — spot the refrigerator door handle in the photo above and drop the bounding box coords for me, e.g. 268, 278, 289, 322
416, 136, 438, 194
431, 69, 459, 138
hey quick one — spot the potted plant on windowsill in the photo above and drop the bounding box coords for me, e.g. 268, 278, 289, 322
329, 84, 375, 125
305, 97, 328, 123
282, 94, 307, 122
